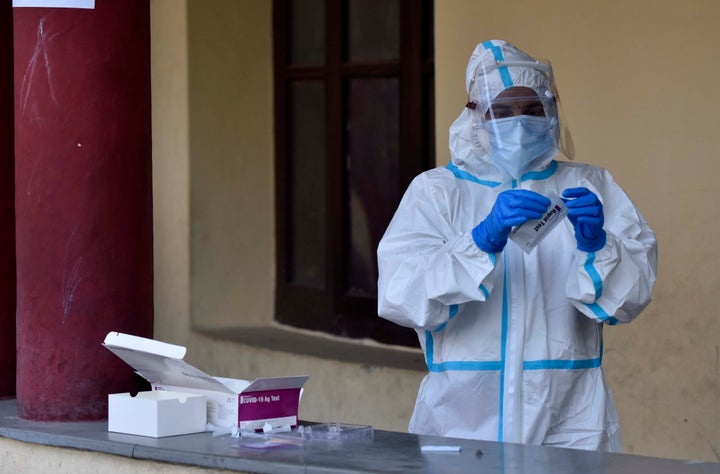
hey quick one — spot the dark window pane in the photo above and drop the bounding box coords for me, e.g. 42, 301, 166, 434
347, 0, 399, 62
290, 0, 325, 66
426, 74, 435, 168
274, 0, 433, 346
346, 78, 399, 296
289, 81, 326, 288
423, 0, 434, 60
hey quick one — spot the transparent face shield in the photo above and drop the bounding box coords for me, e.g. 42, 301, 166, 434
484, 88, 556, 124
468, 59, 575, 160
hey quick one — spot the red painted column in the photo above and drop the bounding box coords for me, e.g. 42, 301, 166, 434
1, 1, 16, 400
13, 1, 153, 420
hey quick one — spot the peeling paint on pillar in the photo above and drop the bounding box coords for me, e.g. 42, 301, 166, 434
13, 1, 153, 421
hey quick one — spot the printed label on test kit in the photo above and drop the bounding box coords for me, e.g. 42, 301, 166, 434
509, 193, 568, 254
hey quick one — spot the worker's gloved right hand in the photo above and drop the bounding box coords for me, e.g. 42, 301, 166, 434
472, 190, 551, 253
562, 187, 606, 252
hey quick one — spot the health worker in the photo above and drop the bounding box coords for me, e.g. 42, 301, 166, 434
376, 40, 657, 451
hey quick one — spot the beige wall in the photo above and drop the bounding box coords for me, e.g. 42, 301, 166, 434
0, 438, 230, 474
151, 0, 720, 464
187, 0, 276, 329
152, 0, 191, 346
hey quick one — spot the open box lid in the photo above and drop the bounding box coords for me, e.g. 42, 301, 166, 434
103, 332, 309, 394
103, 332, 235, 393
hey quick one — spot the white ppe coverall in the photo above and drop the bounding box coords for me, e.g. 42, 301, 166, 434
377, 40, 658, 451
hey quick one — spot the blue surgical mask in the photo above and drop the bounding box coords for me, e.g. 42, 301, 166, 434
485, 116, 558, 178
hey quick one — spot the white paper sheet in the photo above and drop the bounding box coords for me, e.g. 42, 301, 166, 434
13, 0, 94, 9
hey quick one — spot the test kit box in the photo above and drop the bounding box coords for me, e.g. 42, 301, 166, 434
108, 390, 207, 437
103, 332, 309, 431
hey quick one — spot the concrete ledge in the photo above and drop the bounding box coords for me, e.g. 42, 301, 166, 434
2, 399, 719, 474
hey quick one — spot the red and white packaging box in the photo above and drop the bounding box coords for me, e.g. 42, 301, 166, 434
103, 331, 309, 431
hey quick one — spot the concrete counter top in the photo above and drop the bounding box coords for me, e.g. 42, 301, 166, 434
1, 399, 717, 473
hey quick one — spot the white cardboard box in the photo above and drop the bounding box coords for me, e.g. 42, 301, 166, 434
103, 332, 309, 430
108, 390, 207, 437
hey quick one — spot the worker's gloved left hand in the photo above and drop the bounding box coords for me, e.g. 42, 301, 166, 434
473, 190, 551, 253
562, 187, 606, 252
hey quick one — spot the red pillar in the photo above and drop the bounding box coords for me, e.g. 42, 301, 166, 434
1, 0, 16, 400
13, 1, 153, 421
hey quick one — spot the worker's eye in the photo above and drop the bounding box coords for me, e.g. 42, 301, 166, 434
486, 105, 514, 119
523, 103, 546, 117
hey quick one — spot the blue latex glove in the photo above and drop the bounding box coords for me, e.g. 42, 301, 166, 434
562, 187, 606, 252
472, 190, 551, 253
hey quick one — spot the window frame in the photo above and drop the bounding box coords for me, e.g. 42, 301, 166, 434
273, 0, 434, 346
